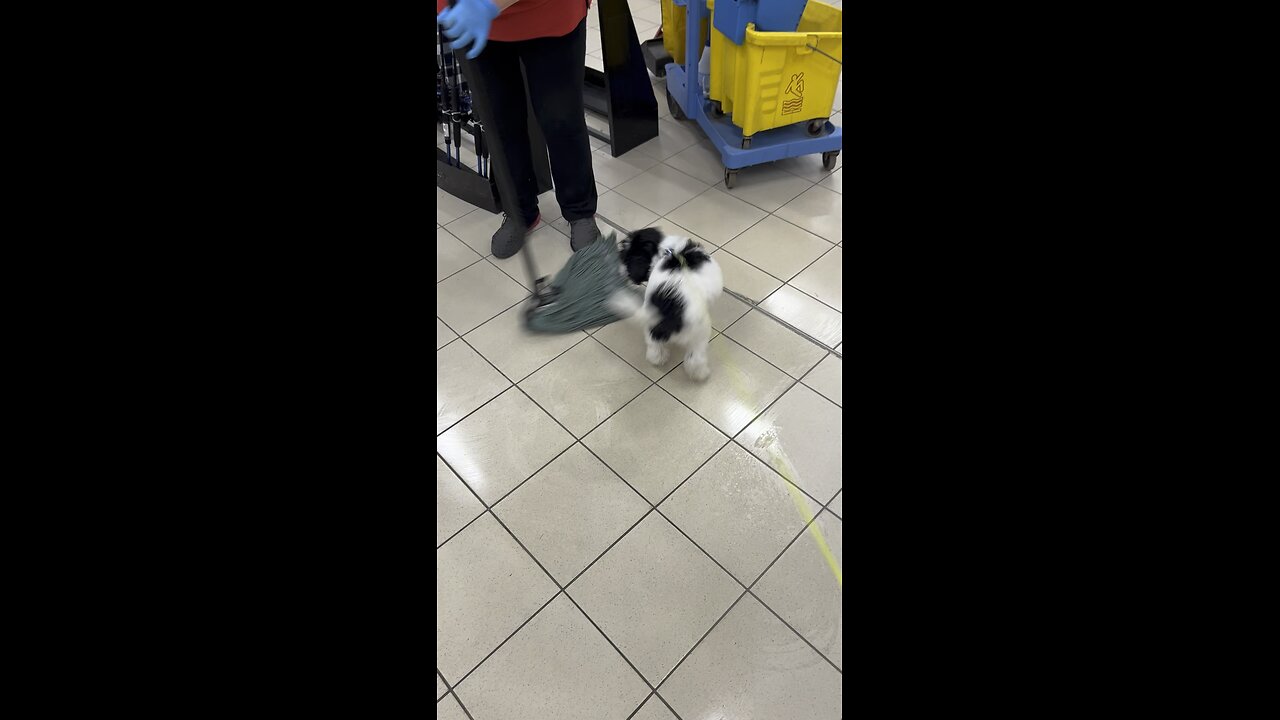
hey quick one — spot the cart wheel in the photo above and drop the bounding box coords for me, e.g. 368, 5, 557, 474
725, 168, 739, 189
822, 151, 840, 170
807, 119, 827, 136
712, 100, 725, 117
667, 89, 686, 120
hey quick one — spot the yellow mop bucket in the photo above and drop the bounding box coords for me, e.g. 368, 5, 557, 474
661, 0, 709, 66
709, 0, 842, 138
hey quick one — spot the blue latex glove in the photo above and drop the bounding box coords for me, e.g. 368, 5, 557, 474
437, 0, 501, 59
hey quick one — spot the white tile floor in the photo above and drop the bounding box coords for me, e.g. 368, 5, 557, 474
439, 1, 841, 717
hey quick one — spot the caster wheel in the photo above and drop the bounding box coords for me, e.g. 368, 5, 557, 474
807, 118, 827, 136
667, 89, 686, 120
725, 169, 739, 189
711, 100, 725, 117
822, 151, 840, 170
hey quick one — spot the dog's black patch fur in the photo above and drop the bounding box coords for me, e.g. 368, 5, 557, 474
621, 228, 665, 284
658, 245, 710, 273
648, 283, 685, 341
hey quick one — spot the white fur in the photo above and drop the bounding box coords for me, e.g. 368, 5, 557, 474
620, 234, 723, 381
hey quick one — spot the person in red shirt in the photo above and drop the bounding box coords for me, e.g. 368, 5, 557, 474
438, 0, 602, 259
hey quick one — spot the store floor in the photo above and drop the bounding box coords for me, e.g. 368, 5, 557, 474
438, 2, 841, 718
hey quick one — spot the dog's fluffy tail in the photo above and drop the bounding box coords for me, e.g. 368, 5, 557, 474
607, 287, 646, 321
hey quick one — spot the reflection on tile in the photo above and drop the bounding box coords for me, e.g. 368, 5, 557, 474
454, 595, 650, 720
438, 455, 484, 545
790, 246, 842, 311
759, 285, 842, 348
436, 340, 511, 434
736, 382, 843, 507
495, 445, 649, 584
715, 162, 813, 213
437, 695, 467, 720
723, 311, 827, 379
656, 216, 719, 249
592, 320, 685, 380
445, 207, 504, 256
438, 227, 483, 281
436, 261, 530, 335
720, 215, 832, 280
596, 190, 661, 231
438, 186, 479, 225
519, 339, 650, 437
660, 594, 842, 720
711, 249, 783, 302
614, 163, 708, 216
536, 189, 564, 224
754, 510, 843, 668
592, 149, 660, 188
465, 304, 588, 383
630, 695, 679, 720
633, 118, 703, 162
802, 353, 842, 407
666, 188, 767, 244
583, 387, 728, 504
709, 291, 751, 331
659, 335, 792, 437
436, 318, 457, 349
437, 387, 575, 505
776, 150, 841, 182
632, 3, 663, 24
664, 142, 726, 185
570, 513, 742, 685
819, 167, 843, 194
775, 186, 842, 243
660, 442, 819, 584
435, 514, 558, 681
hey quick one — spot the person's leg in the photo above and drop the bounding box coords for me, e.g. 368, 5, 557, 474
468, 38, 541, 256
518, 20, 601, 249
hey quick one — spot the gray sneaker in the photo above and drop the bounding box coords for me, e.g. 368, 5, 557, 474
569, 218, 601, 251
491, 213, 540, 259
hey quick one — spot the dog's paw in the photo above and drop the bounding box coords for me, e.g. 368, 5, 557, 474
646, 345, 669, 366
685, 361, 711, 381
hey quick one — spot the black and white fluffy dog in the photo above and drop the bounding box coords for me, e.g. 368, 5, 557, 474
613, 228, 723, 381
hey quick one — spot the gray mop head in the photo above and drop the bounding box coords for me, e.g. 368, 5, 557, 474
524, 232, 642, 334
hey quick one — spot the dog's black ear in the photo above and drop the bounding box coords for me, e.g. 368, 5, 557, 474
622, 227, 664, 283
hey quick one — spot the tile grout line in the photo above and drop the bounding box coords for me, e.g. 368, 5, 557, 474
720, 359, 842, 507
442, 339, 777, 713
439, 240, 843, 703
441, 286, 835, 560
643, 370, 833, 512
479, 494, 665, 699
638, 384, 846, 674
436, 254, 488, 286
436, 669, 477, 720
719, 236, 843, 314
436, 300, 586, 438
732, 239, 843, 316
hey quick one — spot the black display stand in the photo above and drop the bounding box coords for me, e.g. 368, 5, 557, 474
585, 0, 660, 157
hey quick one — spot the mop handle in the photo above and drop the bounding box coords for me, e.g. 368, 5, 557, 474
448, 0, 545, 292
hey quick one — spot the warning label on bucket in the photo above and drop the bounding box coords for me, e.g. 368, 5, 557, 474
782, 73, 804, 115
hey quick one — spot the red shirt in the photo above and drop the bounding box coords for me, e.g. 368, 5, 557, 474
436, 0, 588, 43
